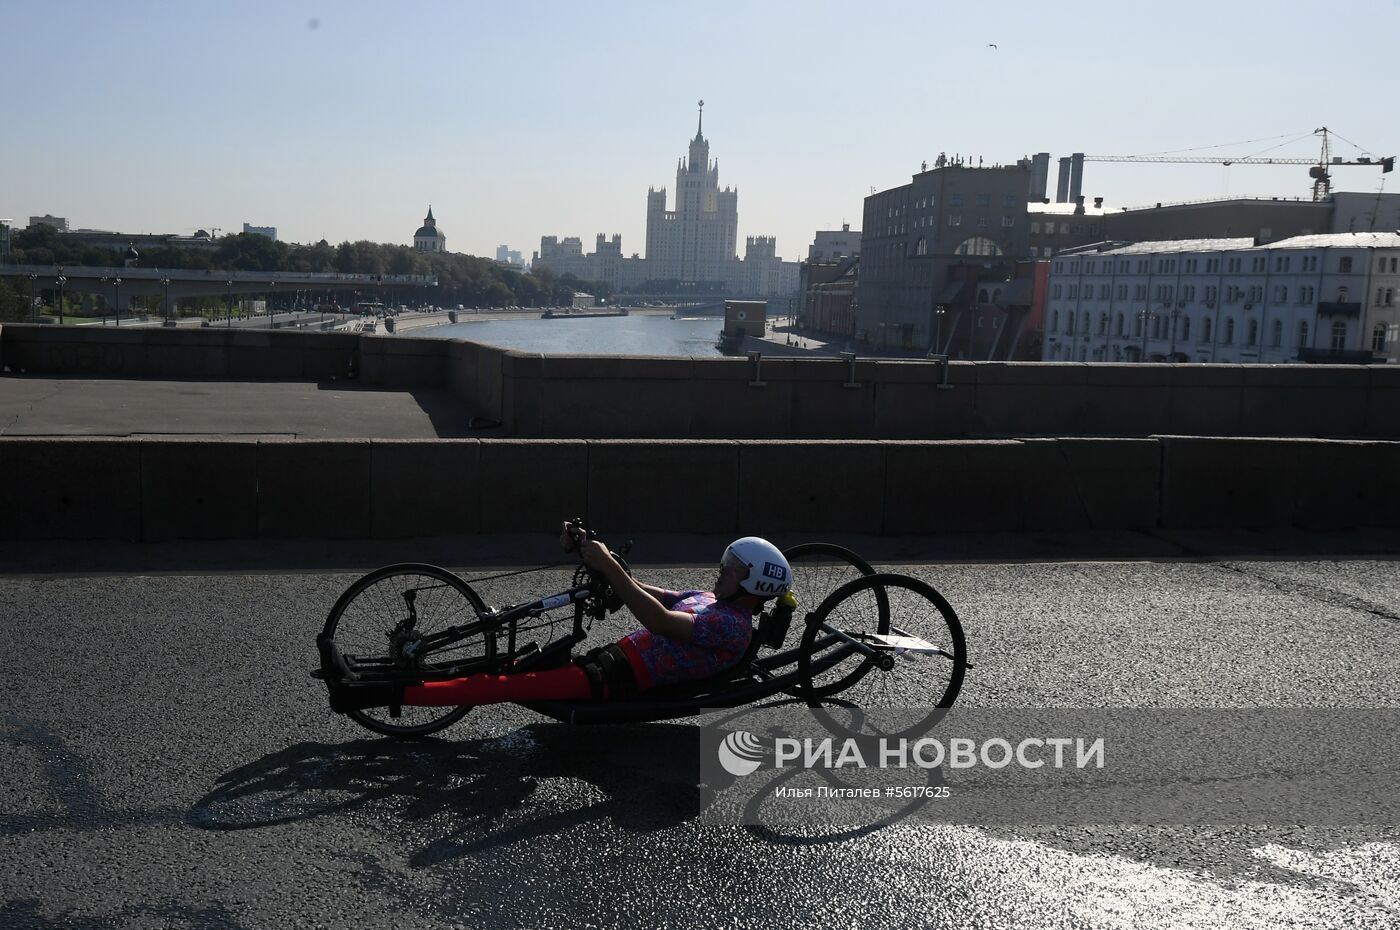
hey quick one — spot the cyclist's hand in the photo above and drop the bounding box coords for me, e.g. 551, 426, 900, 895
561, 521, 587, 553
578, 538, 614, 573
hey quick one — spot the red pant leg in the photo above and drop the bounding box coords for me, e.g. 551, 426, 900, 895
404, 664, 595, 706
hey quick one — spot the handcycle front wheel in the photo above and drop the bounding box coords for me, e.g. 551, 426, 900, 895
322, 562, 489, 738
796, 573, 967, 739
781, 543, 888, 698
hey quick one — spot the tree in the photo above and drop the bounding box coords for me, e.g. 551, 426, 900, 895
0, 277, 30, 322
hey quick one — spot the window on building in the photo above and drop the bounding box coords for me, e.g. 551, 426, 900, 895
1201, 317, 1213, 343
1275, 285, 1287, 303
1339, 256, 1353, 273
1373, 324, 1387, 352
1003, 194, 1018, 208
1247, 319, 1258, 346
1338, 286, 1349, 303
1387, 288, 1395, 305
1271, 320, 1283, 347
1051, 310, 1059, 331
975, 193, 990, 207
978, 215, 989, 227
1060, 223, 1069, 234
1098, 313, 1107, 334
1133, 313, 1143, 337
1182, 316, 1192, 342
1223, 317, 1235, 344
949, 215, 961, 227
1067, 311, 1075, 334
1331, 320, 1347, 350
1002, 215, 1015, 227
1116, 312, 1124, 336
949, 194, 963, 206
1297, 320, 1310, 348
1030, 222, 1041, 234
1118, 285, 1127, 299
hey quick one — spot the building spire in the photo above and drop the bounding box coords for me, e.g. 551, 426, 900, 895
696, 99, 704, 139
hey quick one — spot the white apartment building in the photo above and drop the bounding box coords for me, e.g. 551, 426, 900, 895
1041, 232, 1400, 364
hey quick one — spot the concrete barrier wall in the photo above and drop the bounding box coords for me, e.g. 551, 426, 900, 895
481, 353, 1400, 440
5, 323, 1400, 439
2, 436, 1397, 541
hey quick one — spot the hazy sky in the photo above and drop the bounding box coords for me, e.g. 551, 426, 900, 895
3, 0, 1397, 263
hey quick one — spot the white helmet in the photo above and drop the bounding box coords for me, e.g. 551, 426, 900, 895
721, 537, 791, 599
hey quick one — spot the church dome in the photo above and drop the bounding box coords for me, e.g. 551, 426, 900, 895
415, 225, 442, 238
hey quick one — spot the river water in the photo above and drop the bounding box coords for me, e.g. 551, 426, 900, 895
415, 314, 729, 357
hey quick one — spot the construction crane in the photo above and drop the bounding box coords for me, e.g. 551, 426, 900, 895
1085, 128, 1393, 201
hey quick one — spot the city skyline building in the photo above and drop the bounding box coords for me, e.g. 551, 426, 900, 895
532, 105, 799, 300
413, 207, 446, 253
1041, 232, 1400, 364
644, 100, 740, 284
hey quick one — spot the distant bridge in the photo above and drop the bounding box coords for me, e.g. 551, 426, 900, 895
0, 264, 436, 314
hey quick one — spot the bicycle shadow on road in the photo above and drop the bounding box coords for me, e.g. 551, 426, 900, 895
185, 717, 932, 863
187, 723, 713, 865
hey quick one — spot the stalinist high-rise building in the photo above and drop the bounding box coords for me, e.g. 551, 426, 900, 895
644, 100, 739, 284
534, 102, 799, 300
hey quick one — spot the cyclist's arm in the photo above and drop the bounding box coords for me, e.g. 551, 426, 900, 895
585, 543, 695, 642
635, 581, 675, 601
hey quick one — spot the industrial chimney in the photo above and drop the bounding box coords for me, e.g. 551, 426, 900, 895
1056, 157, 1072, 203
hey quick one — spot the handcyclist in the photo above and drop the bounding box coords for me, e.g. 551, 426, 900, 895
325, 523, 792, 713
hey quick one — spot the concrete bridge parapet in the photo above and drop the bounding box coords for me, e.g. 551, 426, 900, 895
0, 435, 1395, 541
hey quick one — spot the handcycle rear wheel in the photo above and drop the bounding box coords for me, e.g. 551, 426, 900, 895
796, 573, 967, 739
322, 562, 489, 738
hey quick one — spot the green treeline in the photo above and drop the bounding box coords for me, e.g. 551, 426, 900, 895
3, 226, 611, 310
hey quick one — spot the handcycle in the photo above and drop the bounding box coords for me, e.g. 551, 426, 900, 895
313, 535, 970, 739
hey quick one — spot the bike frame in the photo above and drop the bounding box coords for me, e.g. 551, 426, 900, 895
381, 581, 600, 680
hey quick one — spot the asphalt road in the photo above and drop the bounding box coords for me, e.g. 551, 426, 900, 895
3, 538, 1399, 929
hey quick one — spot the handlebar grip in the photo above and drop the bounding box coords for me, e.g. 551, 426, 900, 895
564, 517, 593, 553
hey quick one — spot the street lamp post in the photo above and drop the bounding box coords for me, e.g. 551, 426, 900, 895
26, 273, 37, 322
160, 277, 172, 324
114, 276, 121, 327
1138, 308, 1151, 362
56, 270, 67, 326
1169, 307, 1181, 359
226, 280, 233, 327
931, 307, 946, 356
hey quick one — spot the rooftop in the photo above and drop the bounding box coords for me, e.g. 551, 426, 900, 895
1259, 231, 1400, 250
1028, 203, 1111, 216
1060, 231, 1400, 257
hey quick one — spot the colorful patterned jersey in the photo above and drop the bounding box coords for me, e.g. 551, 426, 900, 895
618, 589, 753, 690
